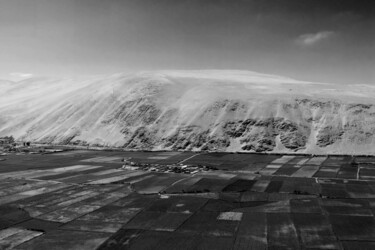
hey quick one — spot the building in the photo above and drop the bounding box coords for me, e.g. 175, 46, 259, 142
0, 136, 15, 145
0, 139, 11, 145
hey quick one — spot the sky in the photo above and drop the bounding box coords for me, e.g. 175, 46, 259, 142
0, 0, 374, 84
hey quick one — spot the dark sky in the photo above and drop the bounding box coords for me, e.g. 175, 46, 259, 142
0, 0, 374, 84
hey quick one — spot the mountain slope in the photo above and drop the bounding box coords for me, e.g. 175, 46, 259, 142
1, 70, 375, 154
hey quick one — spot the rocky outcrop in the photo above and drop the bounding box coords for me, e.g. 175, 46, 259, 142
222, 118, 309, 151
316, 126, 344, 147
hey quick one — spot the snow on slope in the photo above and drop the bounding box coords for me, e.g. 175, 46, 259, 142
1, 70, 375, 154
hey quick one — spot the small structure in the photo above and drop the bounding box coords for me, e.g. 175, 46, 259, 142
0, 138, 12, 145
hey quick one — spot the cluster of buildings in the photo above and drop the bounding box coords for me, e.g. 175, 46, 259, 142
0, 136, 38, 155
122, 159, 217, 174
0, 137, 14, 145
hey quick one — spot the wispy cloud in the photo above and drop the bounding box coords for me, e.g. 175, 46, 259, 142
10, 72, 33, 78
296, 31, 335, 46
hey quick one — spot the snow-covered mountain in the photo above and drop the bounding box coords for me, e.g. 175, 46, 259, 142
1, 70, 375, 154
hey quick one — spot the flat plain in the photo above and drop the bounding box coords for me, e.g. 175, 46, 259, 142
0, 150, 374, 249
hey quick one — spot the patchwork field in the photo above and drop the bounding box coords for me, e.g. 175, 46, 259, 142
0, 150, 374, 249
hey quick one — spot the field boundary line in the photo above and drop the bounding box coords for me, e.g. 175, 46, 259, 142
178, 154, 201, 164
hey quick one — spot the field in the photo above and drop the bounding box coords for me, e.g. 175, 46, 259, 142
0, 150, 374, 249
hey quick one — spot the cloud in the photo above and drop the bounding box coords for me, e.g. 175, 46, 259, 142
296, 31, 335, 46
10, 72, 33, 78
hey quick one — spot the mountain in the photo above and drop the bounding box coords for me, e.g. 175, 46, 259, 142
1, 70, 375, 154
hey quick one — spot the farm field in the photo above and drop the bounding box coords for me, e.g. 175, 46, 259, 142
0, 150, 374, 249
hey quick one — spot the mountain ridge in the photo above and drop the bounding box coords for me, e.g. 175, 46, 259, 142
1, 70, 374, 154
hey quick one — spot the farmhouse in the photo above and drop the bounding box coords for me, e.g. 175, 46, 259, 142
0, 136, 15, 146
0, 138, 11, 145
